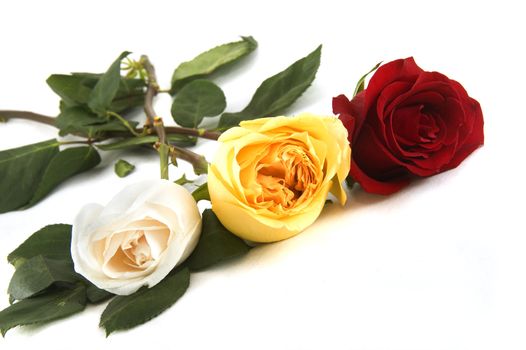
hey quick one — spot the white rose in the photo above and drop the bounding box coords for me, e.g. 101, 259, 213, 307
71, 179, 201, 295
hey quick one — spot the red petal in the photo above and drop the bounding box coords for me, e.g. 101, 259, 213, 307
350, 159, 410, 195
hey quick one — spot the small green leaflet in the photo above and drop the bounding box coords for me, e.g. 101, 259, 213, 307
8, 256, 78, 301
186, 209, 251, 272
8, 224, 73, 268
88, 51, 131, 116
114, 159, 135, 178
99, 268, 190, 336
0, 139, 59, 213
0, 286, 87, 337
353, 61, 382, 96
171, 36, 257, 92
218, 45, 322, 129
171, 80, 226, 128
28, 146, 101, 206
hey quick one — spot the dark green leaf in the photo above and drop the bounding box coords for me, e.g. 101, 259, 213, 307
49, 73, 145, 113
110, 93, 144, 113
218, 45, 321, 129
28, 147, 100, 207
191, 182, 210, 202
55, 106, 136, 137
8, 224, 73, 268
186, 210, 250, 272
46, 74, 92, 106
0, 139, 59, 213
88, 52, 130, 116
97, 134, 196, 151
86, 285, 113, 304
353, 61, 382, 96
114, 159, 135, 178
8, 256, 78, 301
0, 286, 87, 337
99, 268, 190, 336
171, 80, 226, 128
171, 36, 257, 92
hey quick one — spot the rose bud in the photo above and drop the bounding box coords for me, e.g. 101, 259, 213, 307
71, 179, 201, 295
208, 113, 350, 243
333, 57, 484, 195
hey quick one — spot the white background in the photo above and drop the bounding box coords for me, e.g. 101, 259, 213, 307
0, 1, 525, 349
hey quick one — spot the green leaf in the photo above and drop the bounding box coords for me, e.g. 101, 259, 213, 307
46, 74, 92, 106
8, 224, 73, 268
55, 106, 136, 137
99, 268, 190, 336
171, 80, 226, 128
8, 256, 78, 301
0, 285, 87, 337
88, 51, 130, 116
186, 210, 250, 272
97, 134, 196, 151
191, 182, 210, 202
171, 36, 257, 92
48, 73, 145, 113
0, 139, 59, 213
353, 61, 382, 97
28, 147, 101, 207
86, 285, 113, 304
218, 45, 322, 129
114, 159, 135, 178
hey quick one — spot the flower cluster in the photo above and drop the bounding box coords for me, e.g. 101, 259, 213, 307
0, 54, 484, 336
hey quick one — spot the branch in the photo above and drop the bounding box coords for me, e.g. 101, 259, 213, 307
141, 55, 170, 180
171, 145, 209, 175
0, 110, 56, 127
162, 126, 220, 141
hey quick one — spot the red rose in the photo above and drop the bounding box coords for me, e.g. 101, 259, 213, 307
333, 57, 484, 195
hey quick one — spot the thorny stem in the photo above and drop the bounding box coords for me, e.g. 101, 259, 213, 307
0, 110, 221, 141
143, 126, 220, 141
142, 55, 170, 180
171, 144, 209, 175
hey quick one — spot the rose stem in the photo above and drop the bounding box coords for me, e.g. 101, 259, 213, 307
0, 109, 221, 141
141, 55, 170, 180
171, 145, 209, 175
0, 110, 56, 126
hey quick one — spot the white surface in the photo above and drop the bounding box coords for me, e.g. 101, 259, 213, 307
0, 1, 525, 349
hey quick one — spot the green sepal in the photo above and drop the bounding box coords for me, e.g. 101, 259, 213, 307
353, 61, 382, 96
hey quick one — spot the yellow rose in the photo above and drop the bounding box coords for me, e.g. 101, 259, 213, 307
208, 113, 351, 242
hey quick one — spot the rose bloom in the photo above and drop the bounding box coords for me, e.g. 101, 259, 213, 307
208, 113, 350, 243
71, 179, 201, 295
333, 57, 484, 195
